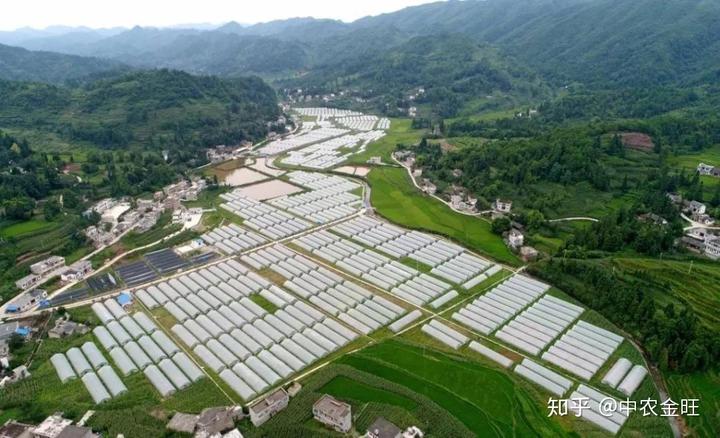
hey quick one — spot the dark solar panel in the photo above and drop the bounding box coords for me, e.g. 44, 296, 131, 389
116, 261, 157, 286
144, 248, 190, 274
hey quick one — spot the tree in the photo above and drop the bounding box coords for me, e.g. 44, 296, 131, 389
491, 217, 511, 235
43, 198, 62, 220
2, 197, 35, 220
8, 333, 24, 352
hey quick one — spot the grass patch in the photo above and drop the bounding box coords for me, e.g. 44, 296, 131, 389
249, 294, 279, 313
368, 166, 519, 266
320, 375, 418, 410
0, 220, 58, 238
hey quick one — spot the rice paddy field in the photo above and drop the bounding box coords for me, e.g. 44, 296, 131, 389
368, 166, 519, 266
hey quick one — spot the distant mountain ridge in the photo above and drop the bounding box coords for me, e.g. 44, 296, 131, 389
2, 0, 720, 91
0, 43, 127, 84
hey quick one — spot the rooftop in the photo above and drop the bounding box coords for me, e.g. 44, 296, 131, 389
313, 394, 351, 420
367, 417, 401, 438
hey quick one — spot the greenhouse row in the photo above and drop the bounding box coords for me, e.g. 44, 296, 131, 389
220, 192, 311, 239
51, 342, 127, 404
451, 274, 550, 335
421, 320, 469, 350
569, 384, 629, 434
280, 131, 383, 169
200, 223, 267, 255
494, 295, 585, 356
90, 303, 204, 397
513, 358, 572, 397
541, 321, 624, 381
259, 125, 349, 156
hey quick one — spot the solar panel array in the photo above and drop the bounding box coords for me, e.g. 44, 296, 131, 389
90, 300, 203, 398
541, 321, 624, 380
451, 275, 549, 335
220, 192, 311, 239
494, 295, 584, 355
144, 248, 190, 274
200, 223, 267, 255
332, 216, 497, 288
115, 260, 157, 286
51, 342, 128, 404
243, 245, 407, 335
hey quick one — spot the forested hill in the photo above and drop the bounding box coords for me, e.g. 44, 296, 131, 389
285, 34, 549, 117
0, 69, 280, 151
352, 0, 720, 87
0, 43, 126, 84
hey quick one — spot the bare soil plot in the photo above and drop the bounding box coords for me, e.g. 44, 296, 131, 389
234, 179, 304, 201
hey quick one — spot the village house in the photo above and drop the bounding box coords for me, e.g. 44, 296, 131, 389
6, 289, 47, 313
697, 162, 720, 177
506, 229, 524, 249
420, 178, 437, 195
15, 274, 41, 291
30, 256, 65, 276
637, 213, 668, 226
365, 417, 401, 438
60, 260, 93, 283
704, 236, 720, 260
48, 319, 89, 339
493, 199, 513, 214
312, 394, 352, 433
249, 388, 289, 427
520, 246, 539, 262
195, 407, 238, 437
666, 192, 682, 204
685, 200, 707, 216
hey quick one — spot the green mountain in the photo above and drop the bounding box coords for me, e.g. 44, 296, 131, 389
353, 0, 720, 87
0, 69, 280, 150
0, 43, 126, 84
284, 34, 548, 117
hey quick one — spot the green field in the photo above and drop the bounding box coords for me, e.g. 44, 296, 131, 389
368, 166, 519, 266
610, 257, 720, 331
0, 220, 58, 238
666, 370, 720, 437
320, 375, 418, 410
337, 340, 568, 437
347, 118, 423, 165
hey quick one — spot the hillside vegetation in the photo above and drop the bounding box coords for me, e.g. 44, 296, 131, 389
0, 69, 279, 152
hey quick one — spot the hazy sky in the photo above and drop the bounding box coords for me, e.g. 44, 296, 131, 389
0, 0, 441, 31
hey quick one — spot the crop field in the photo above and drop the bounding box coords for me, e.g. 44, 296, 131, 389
336, 339, 568, 437
368, 167, 518, 266
667, 370, 720, 437
609, 257, 720, 331
0, 220, 59, 238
